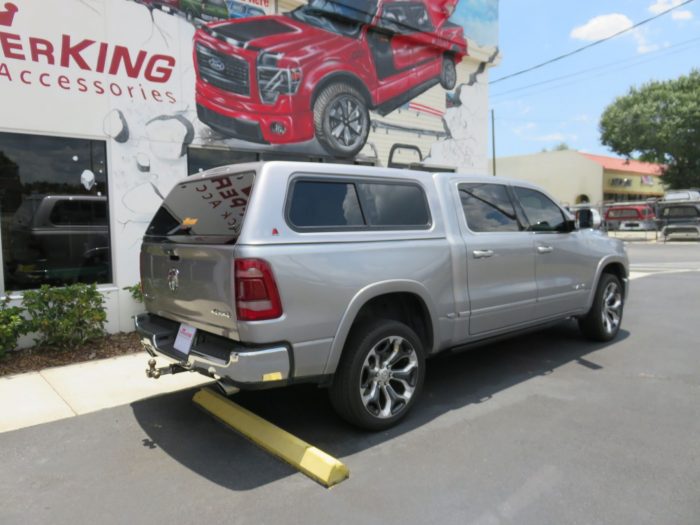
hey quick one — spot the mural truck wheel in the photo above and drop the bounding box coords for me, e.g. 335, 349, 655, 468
314, 83, 370, 158
440, 55, 457, 90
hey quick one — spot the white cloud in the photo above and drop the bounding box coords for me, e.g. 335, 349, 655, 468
633, 28, 659, 54
571, 13, 661, 54
513, 122, 536, 136
531, 133, 567, 142
649, 1, 694, 19
571, 14, 633, 41
672, 10, 694, 20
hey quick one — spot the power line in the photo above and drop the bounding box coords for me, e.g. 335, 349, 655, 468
491, 36, 700, 99
491, 41, 700, 103
490, 0, 697, 85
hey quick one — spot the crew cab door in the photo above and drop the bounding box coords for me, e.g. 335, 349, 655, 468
457, 182, 538, 335
370, 3, 416, 74
511, 186, 595, 318
403, 3, 442, 67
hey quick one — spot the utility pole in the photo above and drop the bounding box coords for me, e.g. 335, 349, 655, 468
491, 109, 497, 176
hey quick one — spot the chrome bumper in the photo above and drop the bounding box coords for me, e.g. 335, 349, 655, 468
134, 313, 291, 387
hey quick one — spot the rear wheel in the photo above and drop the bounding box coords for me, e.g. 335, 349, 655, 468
579, 273, 624, 341
440, 55, 457, 90
313, 83, 370, 158
329, 320, 425, 430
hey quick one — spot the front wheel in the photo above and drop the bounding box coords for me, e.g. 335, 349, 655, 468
329, 320, 425, 431
313, 83, 370, 158
578, 273, 624, 341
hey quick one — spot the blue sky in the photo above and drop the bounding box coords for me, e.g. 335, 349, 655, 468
490, 0, 700, 158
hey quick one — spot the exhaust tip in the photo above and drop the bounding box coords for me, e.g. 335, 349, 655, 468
215, 381, 240, 397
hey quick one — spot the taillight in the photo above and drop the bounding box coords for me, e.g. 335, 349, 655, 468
234, 258, 283, 321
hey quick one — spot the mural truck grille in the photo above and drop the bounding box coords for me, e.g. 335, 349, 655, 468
196, 46, 250, 96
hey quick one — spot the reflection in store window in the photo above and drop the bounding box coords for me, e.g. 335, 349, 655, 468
0, 133, 111, 292
187, 147, 258, 175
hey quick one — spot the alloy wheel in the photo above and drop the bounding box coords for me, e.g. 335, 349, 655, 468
327, 95, 366, 150
359, 336, 419, 419
601, 281, 623, 335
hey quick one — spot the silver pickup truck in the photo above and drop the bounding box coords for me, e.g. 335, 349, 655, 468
136, 161, 628, 430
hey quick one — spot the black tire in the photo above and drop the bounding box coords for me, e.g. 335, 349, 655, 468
440, 54, 457, 90
578, 273, 624, 342
329, 320, 426, 431
313, 83, 370, 158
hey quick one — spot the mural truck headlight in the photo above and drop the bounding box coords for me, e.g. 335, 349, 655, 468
257, 53, 302, 105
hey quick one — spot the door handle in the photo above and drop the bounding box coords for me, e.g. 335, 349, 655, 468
537, 245, 554, 254
473, 249, 494, 259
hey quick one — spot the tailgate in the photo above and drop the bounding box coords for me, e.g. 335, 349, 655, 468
141, 242, 238, 333
140, 166, 256, 336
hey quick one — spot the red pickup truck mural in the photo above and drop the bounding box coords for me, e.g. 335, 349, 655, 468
194, 0, 467, 156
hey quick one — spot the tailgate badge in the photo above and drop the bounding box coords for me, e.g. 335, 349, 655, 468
211, 309, 232, 319
167, 268, 179, 292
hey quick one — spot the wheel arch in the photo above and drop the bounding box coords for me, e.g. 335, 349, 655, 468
586, 257, 629, 311
322, 281, 438, 376
310, 72, 373, 111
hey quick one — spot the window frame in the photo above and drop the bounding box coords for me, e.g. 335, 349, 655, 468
511, 185, 572, 234
285, 174, 433, 233
457, 182, 527, 234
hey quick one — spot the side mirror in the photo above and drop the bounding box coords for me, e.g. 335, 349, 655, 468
564, 219, 577, 233
577, 209, 594, 229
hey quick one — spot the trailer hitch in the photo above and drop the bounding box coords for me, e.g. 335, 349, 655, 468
145, 358, 187, 379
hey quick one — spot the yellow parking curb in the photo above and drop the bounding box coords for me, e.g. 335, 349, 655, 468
192, 388, 349, 487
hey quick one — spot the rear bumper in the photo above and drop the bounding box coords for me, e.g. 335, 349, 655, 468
134, 313, 291, 388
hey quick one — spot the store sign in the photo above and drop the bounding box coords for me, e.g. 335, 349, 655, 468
0, 2, 178, 103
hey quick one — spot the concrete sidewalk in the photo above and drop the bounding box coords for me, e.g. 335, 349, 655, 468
0, 352, 211, 434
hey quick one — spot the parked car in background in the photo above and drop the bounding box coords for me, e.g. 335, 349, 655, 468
657, 201, 700, 240
136, 162, 628, 430
139, 0, 181, 13
663, 189, 700, 202
182, 0, 263, 21
604, 204, 656, 231
194, 0, 467, 157
7, 195, 110, 288
227, 1, 265, 18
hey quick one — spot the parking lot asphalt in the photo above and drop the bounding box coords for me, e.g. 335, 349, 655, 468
1, 244, 698, 525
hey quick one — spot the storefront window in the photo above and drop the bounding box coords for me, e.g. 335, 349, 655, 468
0, 133, 111, 293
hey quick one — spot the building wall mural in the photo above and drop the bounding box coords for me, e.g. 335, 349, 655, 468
0, 0, 498, 330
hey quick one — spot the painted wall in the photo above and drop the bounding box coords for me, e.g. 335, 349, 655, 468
0, 0, 499, 333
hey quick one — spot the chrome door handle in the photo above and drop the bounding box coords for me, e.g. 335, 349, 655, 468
537, 245, 553, 254
473, 249, 494, 259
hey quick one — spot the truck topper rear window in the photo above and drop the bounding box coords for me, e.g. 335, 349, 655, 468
288, 179, 431, 230
145, 170, 255, 243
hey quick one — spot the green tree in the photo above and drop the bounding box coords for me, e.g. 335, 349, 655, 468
600, 70, 700, 189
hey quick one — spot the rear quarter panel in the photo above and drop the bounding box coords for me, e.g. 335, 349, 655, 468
236, 163, 456, 378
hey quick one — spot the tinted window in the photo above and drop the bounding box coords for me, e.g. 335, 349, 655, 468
0, 132, 111, 292
608, 209, 641, 219
407, 4, 433, 31
356, 182, 430, 227
50, 200, 107, 226
459, 183, 520, 232
145, 170, 255, 242
514, 187, 567, 232
662, 206, 699, 218
288, 181, 364, 228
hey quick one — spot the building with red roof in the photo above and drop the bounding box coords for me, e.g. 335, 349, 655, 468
494, 150, 666, 205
